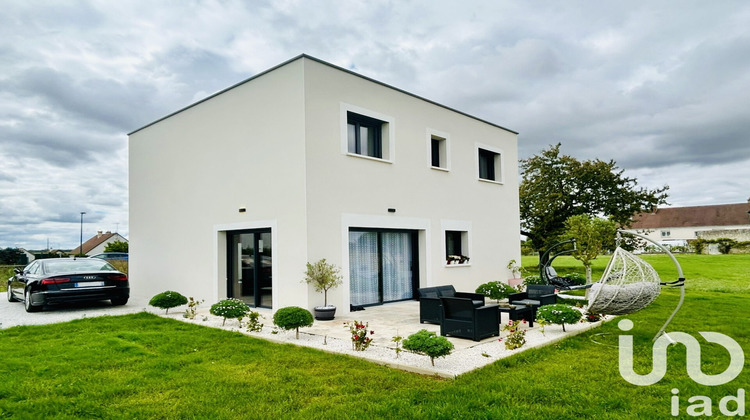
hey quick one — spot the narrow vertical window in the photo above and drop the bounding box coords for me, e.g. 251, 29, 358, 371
430, 135, 447, 169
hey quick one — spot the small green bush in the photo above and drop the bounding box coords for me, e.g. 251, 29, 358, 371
402, 329, 454, 366
245, 311, 264, 332
149, 291, 188, 314
210, 298, 250, 326
536, 304, 582, 332
273, 306, 314, 339
475, 281, 516, 302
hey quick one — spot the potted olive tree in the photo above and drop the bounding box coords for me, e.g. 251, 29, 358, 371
303, 259, 343, 320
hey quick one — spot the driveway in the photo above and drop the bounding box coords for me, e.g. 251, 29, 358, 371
0, 295, 150, 330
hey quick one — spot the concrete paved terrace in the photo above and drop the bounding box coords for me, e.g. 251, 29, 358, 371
178, 300, 608, 378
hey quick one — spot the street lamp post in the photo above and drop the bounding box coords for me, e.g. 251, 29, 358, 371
79, 212, 86, 256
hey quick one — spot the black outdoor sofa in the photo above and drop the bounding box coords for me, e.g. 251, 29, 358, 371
418, 285, 485, 324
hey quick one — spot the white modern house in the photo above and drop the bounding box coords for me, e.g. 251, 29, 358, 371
128, 54, 520, 314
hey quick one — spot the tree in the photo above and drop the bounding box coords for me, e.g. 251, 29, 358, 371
520, 144, 668, 252
104, 240, 129, 253
303, 259, 342, 307
273, 306, 314, 339
564, 214, 617, 283
0, 248, 26, 265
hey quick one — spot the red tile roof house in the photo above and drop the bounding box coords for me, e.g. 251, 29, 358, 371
69, 231, 128, 256
628, 200, 750, 250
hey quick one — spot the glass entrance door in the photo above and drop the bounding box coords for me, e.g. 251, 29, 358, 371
349, 229, 417, 306
228, 229, 272, 308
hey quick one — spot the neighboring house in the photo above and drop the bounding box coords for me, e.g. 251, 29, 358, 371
19, 248, 35, 263
128, 54, 521, 314
628, 200, 750, 247
70, 231, 128, 256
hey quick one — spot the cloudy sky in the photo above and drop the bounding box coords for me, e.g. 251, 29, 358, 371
1, 1, 749, 250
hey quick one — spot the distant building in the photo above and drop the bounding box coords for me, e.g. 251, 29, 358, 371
70, 231, 128, 256
628, 199, 750, 247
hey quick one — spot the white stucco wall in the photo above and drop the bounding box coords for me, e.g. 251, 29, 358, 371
302, 58, 520, 313
129, 56, 520, 314
129, 59, 309, 306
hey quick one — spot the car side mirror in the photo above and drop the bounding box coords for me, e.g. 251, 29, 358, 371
14, 268, 22, 275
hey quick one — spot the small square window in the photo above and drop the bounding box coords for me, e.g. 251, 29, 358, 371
478, 148, 500, 181
348, 112, 384, 159
661, 231, 671, 237
445, 230, 469, 264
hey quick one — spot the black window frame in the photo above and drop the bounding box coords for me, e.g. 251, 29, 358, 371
445, 230, 463, 259
478, 148, 499, 181
347, 112, 384, 159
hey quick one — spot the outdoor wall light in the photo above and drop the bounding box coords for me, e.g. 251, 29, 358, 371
239, 207, 246, 213
388, 208, 396, 213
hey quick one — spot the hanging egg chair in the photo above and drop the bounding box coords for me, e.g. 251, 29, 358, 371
586, 246, 662, 315
554, 230, 686, 340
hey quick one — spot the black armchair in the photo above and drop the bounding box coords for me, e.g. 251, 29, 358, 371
440, 297, 499, 341
418, 285, 486, 324
509, 285, 557, 315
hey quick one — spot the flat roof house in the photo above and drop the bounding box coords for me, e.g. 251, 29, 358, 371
128, 54, 520, 314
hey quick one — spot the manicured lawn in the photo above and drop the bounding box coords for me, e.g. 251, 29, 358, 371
1, 254, 748, 418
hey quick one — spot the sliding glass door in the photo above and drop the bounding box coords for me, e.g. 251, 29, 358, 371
227, 229, 272, 308
349, 229, 417, 306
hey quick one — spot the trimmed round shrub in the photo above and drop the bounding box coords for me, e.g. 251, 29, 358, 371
210, 298, 250, 326
402, 329, 454, 366
475, 281, 516, 302
273, 306, 314, 339
536, 304, 582, 332
149, 291, 187, 314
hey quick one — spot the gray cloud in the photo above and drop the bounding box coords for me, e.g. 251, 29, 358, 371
1, 1, 749, 248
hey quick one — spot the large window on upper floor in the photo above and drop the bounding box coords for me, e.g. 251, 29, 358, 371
348, 112, 384, 158
476, 144, 504, 183
341, 103, 394, 162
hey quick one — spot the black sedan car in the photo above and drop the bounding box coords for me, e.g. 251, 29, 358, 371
7, 258, 130, 312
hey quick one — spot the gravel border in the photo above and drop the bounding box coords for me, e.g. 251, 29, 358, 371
163, 310, 610, 378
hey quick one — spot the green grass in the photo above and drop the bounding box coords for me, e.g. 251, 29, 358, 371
1, 254, 748, 418
522, 253, 750, 294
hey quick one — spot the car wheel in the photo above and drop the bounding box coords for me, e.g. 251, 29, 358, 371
24, 288, 41, 312
7, 284, 16, 302
111, 297, 129, 306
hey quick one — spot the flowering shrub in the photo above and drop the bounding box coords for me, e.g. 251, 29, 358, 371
402, 329, 454, 366
210, 298, 250, 326
500, 320, 527, 350
345, 320, 374, 351
536, 304, 582, 332
273, 306, 314, 339
149, 291, 187, 314
584, 313, 602, 322
475, 281, 517, 302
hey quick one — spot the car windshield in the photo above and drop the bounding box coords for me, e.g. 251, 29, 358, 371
42, 259, 116, 274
